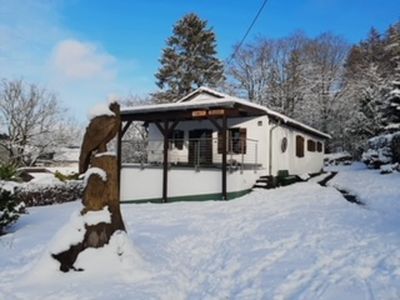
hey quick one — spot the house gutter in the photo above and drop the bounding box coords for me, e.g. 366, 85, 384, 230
269, 120, 282, 176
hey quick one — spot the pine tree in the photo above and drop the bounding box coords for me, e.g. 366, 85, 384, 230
358, 63, 387, 135
383, 23, 400, 132
154, 13, 225, 103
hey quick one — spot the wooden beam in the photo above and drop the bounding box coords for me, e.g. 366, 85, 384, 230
221, 115, 227, 200
155, 121, 166, 136
122, 110, 196, 122
117, 120, 122, 196
209, 118, 222, 131
120, 108, 248, 123
121, 120, 132, 139
168, 120, 180, 134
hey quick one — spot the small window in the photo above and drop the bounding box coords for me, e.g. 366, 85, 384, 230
170, 130, 184, 150
281, 137, 288, 153
307, 139, 316, 152
317, 141, 323, 152
218, 128, 247, 154
257, 120, 263, 127
296, 135, 304, 158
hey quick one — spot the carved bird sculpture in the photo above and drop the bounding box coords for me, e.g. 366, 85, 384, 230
79, 102, 121, 174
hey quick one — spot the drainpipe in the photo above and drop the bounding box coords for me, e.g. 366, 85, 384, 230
269, 119, 282, 177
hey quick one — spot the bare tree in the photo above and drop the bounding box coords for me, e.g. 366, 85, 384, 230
301, 33, 349, 134
0, 79, 65, 166
226, 39, 273, 104
119, 94, 151, 163
268, 33, 309, 118
226, 32, 310, 118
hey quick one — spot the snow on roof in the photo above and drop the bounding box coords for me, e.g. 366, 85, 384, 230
176, 86, 226, 102
121, 87, 331, 139
121, 98, 237, 114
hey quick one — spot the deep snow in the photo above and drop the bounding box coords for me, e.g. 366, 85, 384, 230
0, 163, 399, 300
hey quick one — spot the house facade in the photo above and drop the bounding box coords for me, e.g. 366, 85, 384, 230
118, 87, 330, 203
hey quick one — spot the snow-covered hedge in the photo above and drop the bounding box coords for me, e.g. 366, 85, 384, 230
362, 131, 400, 169
0, 188, 25, 235
14, 180, 84, 207
324, 151, 353, 166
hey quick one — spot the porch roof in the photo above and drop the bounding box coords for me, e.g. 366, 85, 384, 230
121, 99, 265, 121
121, 88, 331, 140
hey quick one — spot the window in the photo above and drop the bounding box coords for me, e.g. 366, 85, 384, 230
281, 137, 288, 153
218, 128, 247, 154
307, 139, 316, 152
296, 135, 304, 158
317, 141, 323, 152
169, 130, 184, 150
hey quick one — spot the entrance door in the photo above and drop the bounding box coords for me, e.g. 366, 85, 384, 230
188, 129, 213, 165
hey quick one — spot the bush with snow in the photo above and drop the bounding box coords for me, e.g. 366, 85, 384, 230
362, 131, 400, 169
324, 151, 353, 166
15, 180, 83, 207
0, 187, 25, 235
380, 163, 399, 174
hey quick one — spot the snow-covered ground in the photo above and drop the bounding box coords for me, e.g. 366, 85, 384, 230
1, 163, 400, 300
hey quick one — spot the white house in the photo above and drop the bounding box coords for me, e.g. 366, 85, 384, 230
118, 87, 330, 203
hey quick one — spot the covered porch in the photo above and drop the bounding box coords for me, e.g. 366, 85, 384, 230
117, 99, 266, 203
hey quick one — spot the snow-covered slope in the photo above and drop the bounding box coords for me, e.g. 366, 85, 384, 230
0, 164, 399, 299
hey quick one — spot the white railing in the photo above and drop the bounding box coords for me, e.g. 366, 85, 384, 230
122, 137, 260, 172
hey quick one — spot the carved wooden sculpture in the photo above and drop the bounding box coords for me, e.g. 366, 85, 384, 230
79, 102, 121, 174
52, 102, 126, 272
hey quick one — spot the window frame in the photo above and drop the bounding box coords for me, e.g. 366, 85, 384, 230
317, 141, 323, 152
307, 139, 316, 152
218, 128, 247, 154
296, 135, 305, 158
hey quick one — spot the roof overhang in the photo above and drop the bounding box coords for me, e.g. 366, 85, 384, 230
121, 88, 331, 140
120, 99, 266, 123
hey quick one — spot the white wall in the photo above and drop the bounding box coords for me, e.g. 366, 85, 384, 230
120, 165, 260, 202
268, 124, 325, 176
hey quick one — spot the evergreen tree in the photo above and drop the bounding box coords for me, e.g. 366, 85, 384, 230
354, 63, 387, 135
154, 13, 224, 103
383, 23, 400, 132
0, 188, 24, 235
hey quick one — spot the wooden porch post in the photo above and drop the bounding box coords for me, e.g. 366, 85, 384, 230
117, 120, 132, 195
117, 121, 122, 192
162, 120, 169, 203
155, 120, 179, 203
222, 115, 227, 200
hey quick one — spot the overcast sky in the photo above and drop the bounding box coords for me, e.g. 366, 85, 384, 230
1, 0, 399, 122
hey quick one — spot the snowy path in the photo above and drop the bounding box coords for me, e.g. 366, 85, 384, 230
1, 163, 400, 299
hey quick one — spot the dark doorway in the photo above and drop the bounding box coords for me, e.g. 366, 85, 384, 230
188, 129, 213, 165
